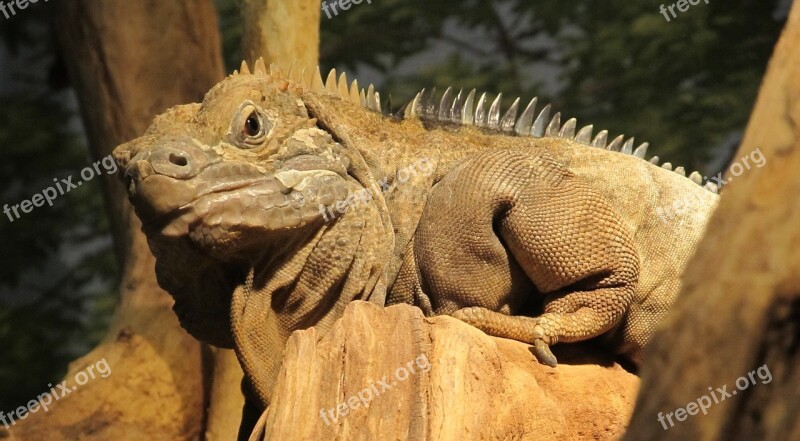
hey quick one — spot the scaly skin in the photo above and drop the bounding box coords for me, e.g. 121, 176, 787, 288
113, 59, 717, 435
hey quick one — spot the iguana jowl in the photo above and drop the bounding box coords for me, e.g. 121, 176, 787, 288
113, 59, 717, 419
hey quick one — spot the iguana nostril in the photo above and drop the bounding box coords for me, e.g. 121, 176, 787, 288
169, 153, 189, 167
149, 143, 208, 179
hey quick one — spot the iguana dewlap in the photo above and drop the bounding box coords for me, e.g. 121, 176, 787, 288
113, 59, 717, 414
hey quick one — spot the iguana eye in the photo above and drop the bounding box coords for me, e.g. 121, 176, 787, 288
245, 111, 265, 138
231, 102, 270, 148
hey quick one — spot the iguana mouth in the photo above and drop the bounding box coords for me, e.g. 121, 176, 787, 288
135, 165, 349, 257
138, 177, 273, 231
139, 177, 264, 223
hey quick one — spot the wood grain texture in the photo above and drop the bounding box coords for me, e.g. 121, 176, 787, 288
254, 302, 639, 441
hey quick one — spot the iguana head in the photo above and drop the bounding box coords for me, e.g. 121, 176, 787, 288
113, 60, 372, 346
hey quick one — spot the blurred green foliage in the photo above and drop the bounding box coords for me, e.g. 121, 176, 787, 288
0, 0, 786, 411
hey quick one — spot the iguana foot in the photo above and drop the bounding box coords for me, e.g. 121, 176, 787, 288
452, 307, 558, 367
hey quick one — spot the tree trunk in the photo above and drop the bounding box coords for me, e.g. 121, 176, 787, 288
623, 3, 800, 440
241, 0, 321, 71
4, 2, 241, 440
254, 302, 639, 441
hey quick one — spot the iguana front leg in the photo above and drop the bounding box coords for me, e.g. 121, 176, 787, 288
415, 149, 639, 366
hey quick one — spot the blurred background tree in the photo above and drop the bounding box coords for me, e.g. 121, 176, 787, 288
0, 0, 788, 419
0, 8, 117, 409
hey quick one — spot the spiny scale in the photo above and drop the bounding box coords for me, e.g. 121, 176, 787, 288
402, 85, 716, 193
532, 105, 551, 138
439, 87, 454, 121
607, 135, 625, 152
232, 61, 716, 194
633, 143, 649, 159
325, 68, 338, 94
621, 138, 635, 155
462, 89, 476, 125
559, 118, 577, 139
575, 125, 593, 145
349, 79, 360, 105
258, 64, 383, 115
269, 63, 282, 79
592, 130, 608, 148
450, 89, 464, 124
500, 97, 520, 132
545, 112, 561, 137
423, 88, 437, 118
254, 59, 267, 76
515, 98, 538, 135
488, 94, 503, 130
475, 93, 488, 128
337, 72, 349, 98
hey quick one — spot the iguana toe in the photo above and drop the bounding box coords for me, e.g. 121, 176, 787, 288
452, 307, 558, 367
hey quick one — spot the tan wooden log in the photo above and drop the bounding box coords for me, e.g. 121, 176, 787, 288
255, 301, 639, 441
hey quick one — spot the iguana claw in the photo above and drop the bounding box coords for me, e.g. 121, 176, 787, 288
533, 339, 558, 367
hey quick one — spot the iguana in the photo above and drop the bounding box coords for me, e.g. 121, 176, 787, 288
113, 59, 717, 436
